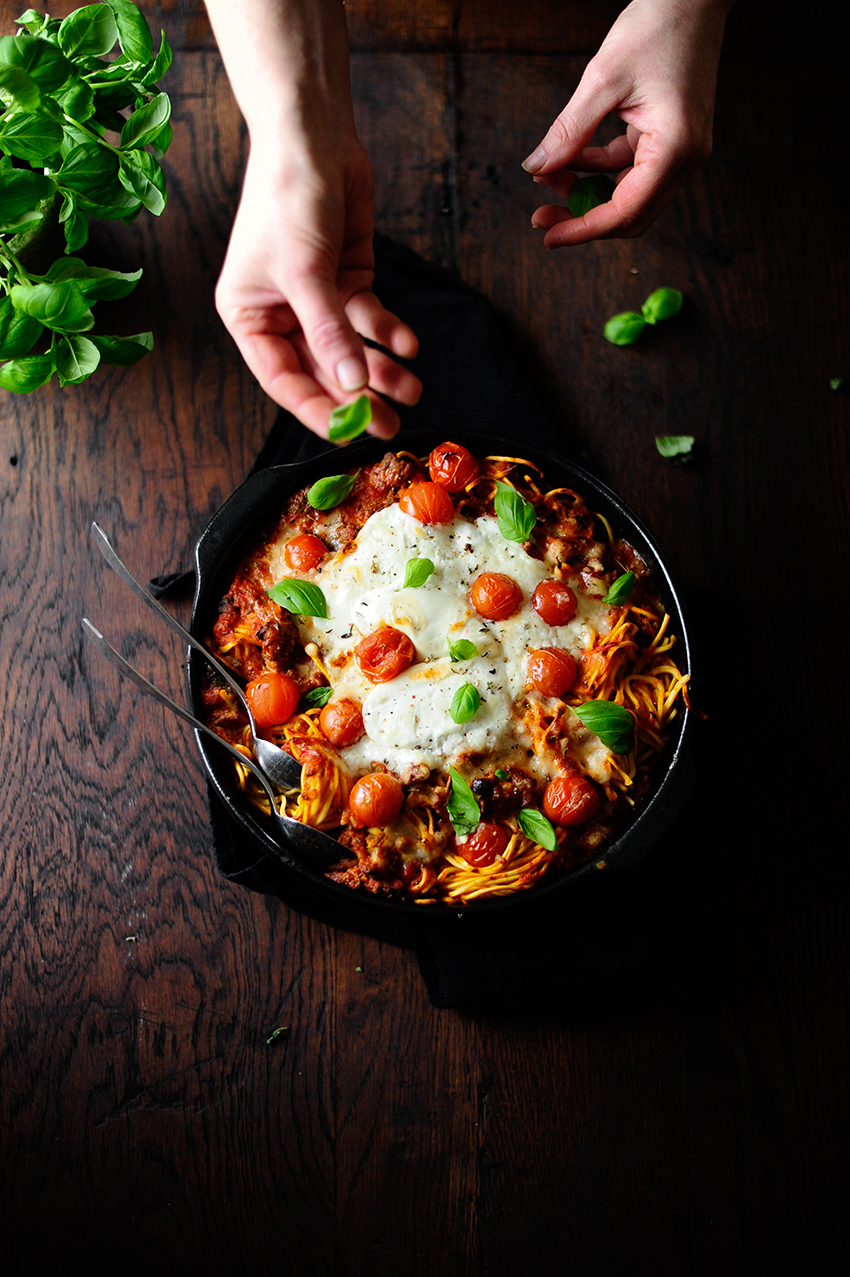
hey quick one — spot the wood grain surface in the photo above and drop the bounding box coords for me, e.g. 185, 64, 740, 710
1, 3, 847, 1275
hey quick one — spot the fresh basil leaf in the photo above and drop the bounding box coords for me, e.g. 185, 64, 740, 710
46, 257, 142, 300
829, 377, 843, 391
450, 682, 481, 725
447, 767, 480, 838
518, 807, 558, 851
87, 331, 152, 366
301, 685, 333, 709
9, 280, 94, 332
568, 174, 614, 218
494, 481, 536, 542
267, 579, 329, 619
0, 295, 42, 359
603, 571, 635, 605
0, 33, 74, 92
327, 394, 371, 443
15, 11, 49, 38
403, 557, 434, 589
58, 5, 118, 59
0, 165, 52, 219
571, 700, 635, 754
641, 287, 683, 325
58, 190, 88, 251
0, 111, 62, 162
0, 351, 54, 392
148, 119, 172, 158
604, 312, 646, 346
104, 0, 152, 64
140, 31, 172, 87
307, 471, 357, 510
119, 90, 170, 149
655, 435, 694, 463
447, 637, 477, 663
55, 333, 100, 385
0, 62, 40, 110
58, 76, 95, 122
117, 149, 165, 215
56, 142, 120, 201
494, 768, 509, 780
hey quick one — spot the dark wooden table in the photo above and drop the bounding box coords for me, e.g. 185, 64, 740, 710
2, 3, 846, 1273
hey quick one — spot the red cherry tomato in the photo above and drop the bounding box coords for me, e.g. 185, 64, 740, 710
319, 698, 364, 747
542, 774, 600, 827
527, 647, 578, 698
245, 670, 300, 728
532, 579, 577, 626
470, 572, 522, 621
398, 481, 455, 524
283, 534, 327, 572
461, 822, 509, 867
428, 442, 480, 492
355, 627, 416, 683
348, 773, 404, 828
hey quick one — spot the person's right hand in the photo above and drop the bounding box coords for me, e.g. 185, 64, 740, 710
215, 137, 421, 441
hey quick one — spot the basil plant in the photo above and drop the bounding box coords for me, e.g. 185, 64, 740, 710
0, 2, 172, 392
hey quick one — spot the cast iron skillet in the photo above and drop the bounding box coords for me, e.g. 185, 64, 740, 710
188, 432, 694, 923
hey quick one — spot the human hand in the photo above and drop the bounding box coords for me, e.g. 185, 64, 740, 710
215, 138, 421, 440
523, 0, 731, 247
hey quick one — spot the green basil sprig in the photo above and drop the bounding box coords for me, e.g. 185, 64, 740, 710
403, 557, 434, 589
327, 394, 372, 444
655, 435, 694, 464
494, 481, 536, 542
267, 579, 329, 619
571, 700, 635, 754
301, 685, 333, 709
0, 2, 172, 393
568, 174, 614, 218
307, 471, 358, 510
447, 637, 477, 663
450, 682, 480, 724
603, 571, 635, 605
447, 767, 480, 837
518, 808, 558, 852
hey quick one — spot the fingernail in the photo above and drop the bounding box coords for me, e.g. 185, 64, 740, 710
335, 357, 367, 391
522, 147, 547, 174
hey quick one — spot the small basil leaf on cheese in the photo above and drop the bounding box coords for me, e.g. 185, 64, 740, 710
267, 579, 329, 619
403, 557, 435, 589
518, 808, 558, 851
307, 471, 358, 510
327, 395, 372, 443
571, 700, 635, 754
494, 768, 509, 780
450, 682, 480, 724
447, 637, 477, 662
447, 767, 480, 837
301, 685, 333, 709
603, 571, 635, 605
494, 481, 536, 542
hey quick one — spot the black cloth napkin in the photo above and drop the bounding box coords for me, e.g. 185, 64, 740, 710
187, 234, 710, 1011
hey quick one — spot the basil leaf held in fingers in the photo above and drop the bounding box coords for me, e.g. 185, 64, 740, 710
307, 471, 358, 510
603, 571, 635, 605
328, 395, 372, 444
450, 682, 480, 725
571, 700, 635, 754
447, 767, 480, 838
267, 579, 329, 619
403, 557, 434, 589
518, 807, 558, 852
568, 174, 614, 218
494, 481, 536, 542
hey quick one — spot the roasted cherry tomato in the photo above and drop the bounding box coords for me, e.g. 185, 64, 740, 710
532, 579, 577, 626
428, 441, 480, 492
283, 534, 327, 572
542, 774, 600, 827
398, 481, 455, 524
348, 773, 404, 828
319, 697, 364, 747
355, 626, 416, 683
245, 670, 300, 728
527, 647, 578, 698
461, 822, 509, 867
470, 572, 522, 621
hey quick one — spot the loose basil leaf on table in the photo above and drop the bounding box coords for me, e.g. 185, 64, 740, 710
403, 557, 434, 589
603, 572, 635, 605
641, 287, 683, 325
571, 700, 635, 754
604, 312, 646, 346
267, 579, 329, 619
655, 435, 694, 463
447, 767, 480, 838
307, 472, 358, 510
518, 808, 558, 852
494, 481, 536, 542
327, 395, 372, 444
449, 682, 480, 725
